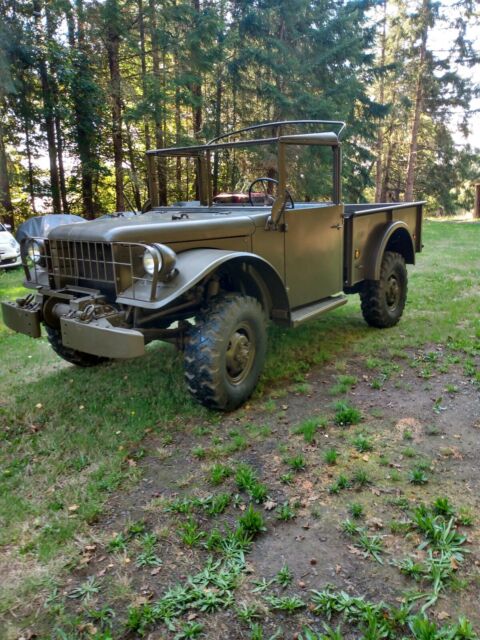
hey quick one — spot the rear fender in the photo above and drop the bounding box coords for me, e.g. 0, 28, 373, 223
116, 248, 290, 323
364, 221, 415, 281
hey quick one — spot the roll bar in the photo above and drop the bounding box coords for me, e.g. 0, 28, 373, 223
146, 120, 346, 208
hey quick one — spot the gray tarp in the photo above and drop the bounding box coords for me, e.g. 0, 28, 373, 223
16, 214, 86, 243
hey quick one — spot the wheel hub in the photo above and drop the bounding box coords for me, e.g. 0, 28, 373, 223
386, 275, 400, 310
226, 326, 254, 383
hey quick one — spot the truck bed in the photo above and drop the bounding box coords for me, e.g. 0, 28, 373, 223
343, 201, 424, 288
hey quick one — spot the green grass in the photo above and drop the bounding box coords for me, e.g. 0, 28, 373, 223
1, 220, 480, 620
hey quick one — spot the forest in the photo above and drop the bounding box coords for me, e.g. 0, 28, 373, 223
0, 0, 479, 228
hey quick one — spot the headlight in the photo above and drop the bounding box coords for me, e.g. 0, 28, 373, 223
9, 238, 16, 248
142, 244, 176, 280
142, 246, 163, 275
27, 240, 44, 265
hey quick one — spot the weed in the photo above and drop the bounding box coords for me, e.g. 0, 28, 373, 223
275, 564, 293, 587
425, 424, 440, 436
341, 518, 360, 536
356, 532, 384, 564
236, 464, 258, 492
209, 464, 233, 486
294, 417, 326, 443
300, 625, 344, 640
432, 497, 455, 517
389, 469, 402, 482
403, 447, 416, 458
351, 468, 371, 487
348, 503, 364, 519
174, 621, 204, 639
264, 594, 305, 613
276, 502, 297, 521
397, 557, 424, 581
239, 505, 266, 535
389, 520, 411, 535
457, 507, 474, 526
294, 382, 312, 395
323, 448, 339, 465
352, 435, 373, 453
252, 577, 275, 593
249, 483, 268, 504
370, 377, 385, 390
410, 468, 429, 485
205, 493, 231, 516
192, 446, 206, 459
86, 605, 115, 628
403, 429, 414, 441
127, 520, 147, 537
334, 402, 361, 426
236, 601, 262, 623
227, 434, 248, 453
330, 374, 358, 395
285, 454, 307, 472
136, 532, 162, 568
67, 576, 100, 602
329, 474, 350, 494
280, 472, 294, 485
179, 518, 205, 546
106, 532, 128, 553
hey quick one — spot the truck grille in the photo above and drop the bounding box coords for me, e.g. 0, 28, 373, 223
49, 240, 115, 286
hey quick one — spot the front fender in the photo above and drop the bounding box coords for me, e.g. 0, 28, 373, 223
116, 249, 290, 320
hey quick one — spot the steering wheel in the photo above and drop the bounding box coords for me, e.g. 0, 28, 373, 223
248, 177, 294, 209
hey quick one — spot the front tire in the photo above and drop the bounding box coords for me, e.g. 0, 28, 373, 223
359, 251, 408, 328
184, 294, 267, 411
45, 326, 109, 367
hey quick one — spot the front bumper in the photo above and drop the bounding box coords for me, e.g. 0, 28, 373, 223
60, 316, 145, 358
0, 250, 21, 268
2, 300, 42, 338
1, 298, 145, 359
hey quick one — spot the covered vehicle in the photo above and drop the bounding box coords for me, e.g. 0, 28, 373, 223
0, 222, 21, 269
16, 214, 85, 245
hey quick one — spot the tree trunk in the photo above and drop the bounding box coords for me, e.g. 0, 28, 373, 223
149, 0, 167, 205
125, 120, 142, 211
33, 0, 61, 213
190, 0, 202, 200
55, 115, 69, 213
24, 114, 37, 214
405, 0, 429, 202
105, 0, 124, 212
138, 0, 157, 205
66, 0, 96, 218
474, 183, 480, 219
375, 0, 387, 202
0, 117, 14, 228
212, 75, 222, 196
175, 76, 182, 200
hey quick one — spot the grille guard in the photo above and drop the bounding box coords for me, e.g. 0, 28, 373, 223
22, 237, 163, 302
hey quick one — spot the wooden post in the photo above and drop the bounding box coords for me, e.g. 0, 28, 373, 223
474, 183, 480, 219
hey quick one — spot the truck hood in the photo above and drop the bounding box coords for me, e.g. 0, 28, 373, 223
48, 208, 257, 244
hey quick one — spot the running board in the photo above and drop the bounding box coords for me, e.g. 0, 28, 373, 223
290, 295, 347, 328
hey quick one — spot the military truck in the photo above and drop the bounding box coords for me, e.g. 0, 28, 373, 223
2, 120, 423, 410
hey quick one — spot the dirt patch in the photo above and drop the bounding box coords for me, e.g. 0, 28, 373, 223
5, 346, 480, 639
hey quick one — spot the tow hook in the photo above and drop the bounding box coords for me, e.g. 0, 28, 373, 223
16, 294, 36, 308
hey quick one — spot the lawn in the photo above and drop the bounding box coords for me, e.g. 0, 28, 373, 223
0, 219, 479, 639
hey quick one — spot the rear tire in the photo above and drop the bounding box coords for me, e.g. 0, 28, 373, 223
45, 325, 109, 367
360, 251, 408, 328
184, 294, 267, 411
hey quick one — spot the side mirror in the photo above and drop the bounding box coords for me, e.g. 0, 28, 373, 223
5, 223, 11, 231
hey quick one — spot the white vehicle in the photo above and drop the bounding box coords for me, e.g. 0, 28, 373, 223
0, 223, 21, 269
